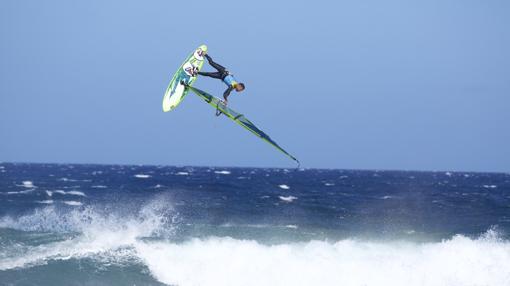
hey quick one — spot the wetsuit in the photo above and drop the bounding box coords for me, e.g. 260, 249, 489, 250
198, 54, 239, 102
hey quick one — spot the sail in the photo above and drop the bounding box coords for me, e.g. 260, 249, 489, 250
188, 86, 300, 166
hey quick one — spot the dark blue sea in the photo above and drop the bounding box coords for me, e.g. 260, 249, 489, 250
1, 163, 509, 286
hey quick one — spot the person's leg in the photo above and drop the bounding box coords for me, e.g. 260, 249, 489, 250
205, 55, 226, 72
197, 71, 223, 79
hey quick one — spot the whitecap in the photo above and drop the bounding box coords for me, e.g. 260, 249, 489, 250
21, 181, 35, 188
214, 170, 231, 175
6, 189, 35, 195
63, 201, 83, 206
279, 195, 297, 202
58, 177, 78, 182
483, 185, 497, 189
278, 184, 290, 190
134, 174, 151, 178
66, 191, 86, 197
50, 190, 86, 196
0, 201, 176, 270
62, 185, 81, 189
91, 185, 107, 189
175, 172, 189, 176
37, 200, 54, 204
324, 183, 335, 186
134, 231, 510, 286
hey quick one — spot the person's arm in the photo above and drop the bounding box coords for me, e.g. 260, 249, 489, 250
223, 86, 233, 103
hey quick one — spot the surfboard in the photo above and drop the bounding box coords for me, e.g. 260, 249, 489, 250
162, 45, 207, 112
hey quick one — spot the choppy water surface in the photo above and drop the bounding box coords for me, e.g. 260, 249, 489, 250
1, 163, 509, 286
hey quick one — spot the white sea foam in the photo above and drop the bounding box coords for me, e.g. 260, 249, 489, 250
57, 178, 78, 182
91, 185, 107, 188
1, 208, 509, 286
66, 191, 86, 196
36, 200, 54, 204
63, 201, 83, 206
483, 185, 497, 189
278, 184, 290, 190
135, 232, 510, 286
134, 174, 151, 178
214, 170, 231, 175
176, 172, 189, 176
324, 182, 335, 186
19, 181, 35, 188
6, 189, 35, 195
279, 195, 297, 202
0, 199, 176, 270
57, 177, 91, 182
62, 185, 81, 189
47, 190, 86, 197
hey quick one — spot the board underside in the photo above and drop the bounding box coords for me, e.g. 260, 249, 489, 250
162, 45, 207, 112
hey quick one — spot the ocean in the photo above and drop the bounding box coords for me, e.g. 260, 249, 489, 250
1, 162, 509, 286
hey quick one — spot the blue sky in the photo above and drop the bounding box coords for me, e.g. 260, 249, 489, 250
1, 0, 509, 172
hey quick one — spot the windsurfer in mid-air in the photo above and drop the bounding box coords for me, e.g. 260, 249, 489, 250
196, 54, 245, 112
181, 52, 245, 115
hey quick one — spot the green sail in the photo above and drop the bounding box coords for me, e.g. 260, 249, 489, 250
188, 86, 300, 166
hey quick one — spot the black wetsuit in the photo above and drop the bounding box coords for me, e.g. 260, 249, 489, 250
197, 54, 234, 101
